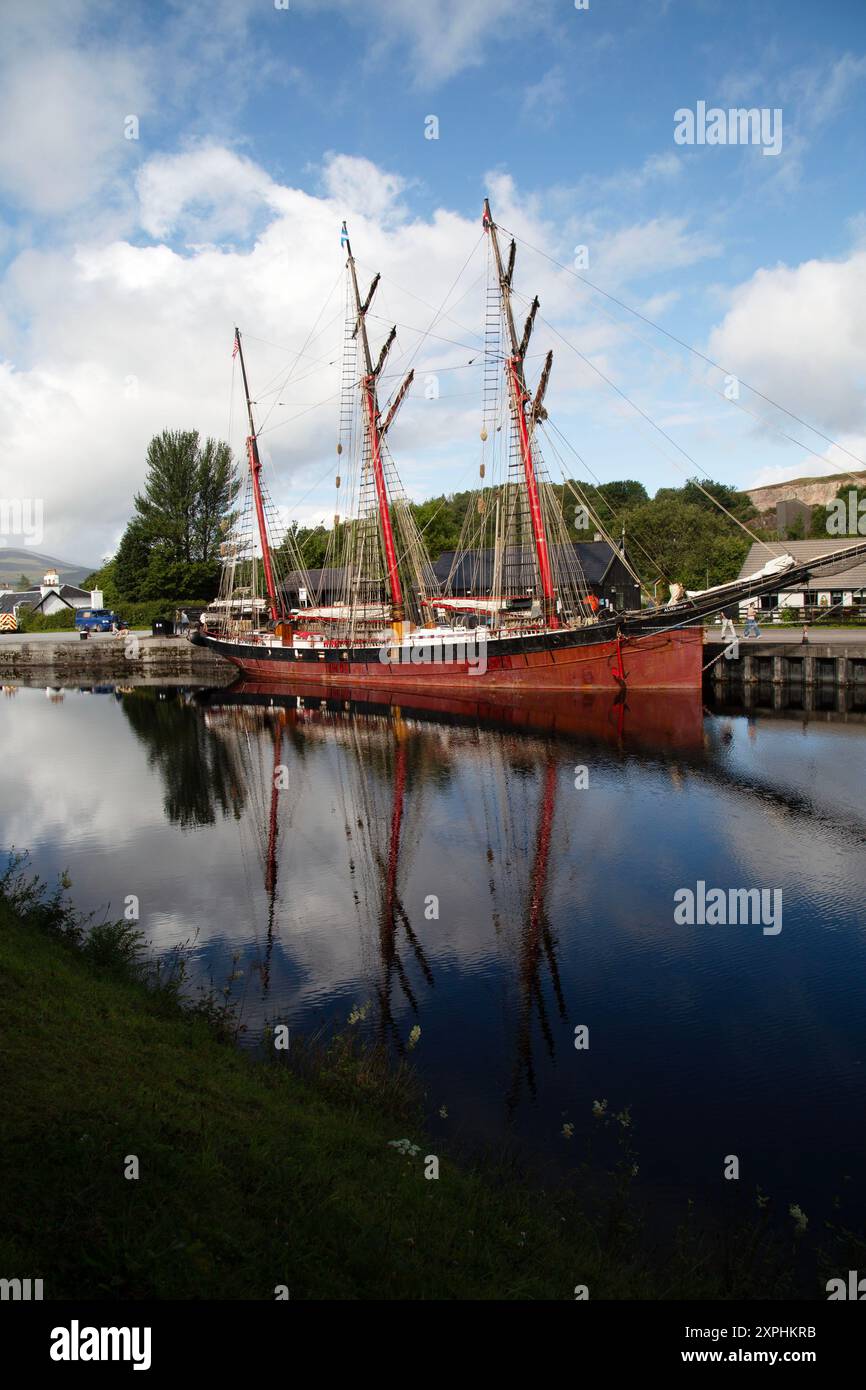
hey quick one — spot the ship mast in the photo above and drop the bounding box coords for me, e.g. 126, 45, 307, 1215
343, 223, 409, 637
483, 199, 558, 628
235, 327, 281, 625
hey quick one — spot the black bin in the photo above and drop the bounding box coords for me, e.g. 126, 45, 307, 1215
152, 618, 175, 637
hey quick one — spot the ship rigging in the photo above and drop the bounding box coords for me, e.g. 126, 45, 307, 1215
193, 201, 866, 693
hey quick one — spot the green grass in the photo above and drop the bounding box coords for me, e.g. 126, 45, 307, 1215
0, 869, 830, 1301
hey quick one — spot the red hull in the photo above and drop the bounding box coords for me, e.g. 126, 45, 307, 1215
198, 625, 704, 693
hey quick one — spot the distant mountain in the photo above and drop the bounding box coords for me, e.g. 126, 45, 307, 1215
0, 548, 97, 590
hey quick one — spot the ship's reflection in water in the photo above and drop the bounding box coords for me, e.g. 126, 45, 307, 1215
194, 682, 705, 1103
5, 678, 864, 1223
171, 676, 866, 1226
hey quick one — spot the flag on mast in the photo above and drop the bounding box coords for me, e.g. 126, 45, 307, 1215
232, 331, 239, 359
340, 220, 349, 248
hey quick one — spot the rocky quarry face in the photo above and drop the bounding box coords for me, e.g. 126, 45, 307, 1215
747, 474, 866, 513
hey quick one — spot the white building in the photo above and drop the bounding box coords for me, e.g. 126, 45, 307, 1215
0, 570, 103, 628
736, 541, 866, 616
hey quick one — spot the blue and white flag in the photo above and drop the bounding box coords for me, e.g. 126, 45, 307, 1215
340, 221, 349, 247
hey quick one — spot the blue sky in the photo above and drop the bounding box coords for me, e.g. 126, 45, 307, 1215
1, 0, 865, 563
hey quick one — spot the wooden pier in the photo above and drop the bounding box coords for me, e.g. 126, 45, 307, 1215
705, 627, 866, 714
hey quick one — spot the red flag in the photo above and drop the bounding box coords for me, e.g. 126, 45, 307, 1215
232, 334, 239, 358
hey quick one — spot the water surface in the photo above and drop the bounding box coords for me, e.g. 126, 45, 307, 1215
2, 679, 865, 1228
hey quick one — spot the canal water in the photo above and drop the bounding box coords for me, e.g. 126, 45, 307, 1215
2, 679, 865, 1229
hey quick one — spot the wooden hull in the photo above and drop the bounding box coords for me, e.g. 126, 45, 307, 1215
193, 621, 704, 693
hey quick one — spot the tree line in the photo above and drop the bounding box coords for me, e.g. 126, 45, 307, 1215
87, 429, 861, 607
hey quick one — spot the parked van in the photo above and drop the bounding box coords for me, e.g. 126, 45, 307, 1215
75, 608, 119, 632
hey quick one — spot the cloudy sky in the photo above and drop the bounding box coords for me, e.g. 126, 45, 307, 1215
1, 0, 865, 566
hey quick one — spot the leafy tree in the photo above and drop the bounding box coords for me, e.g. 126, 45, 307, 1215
299, 525, 330, 569
15, 573, 32, 589
111, 431, 238, 602
625, 496, 751, 593
134, 430, 238, 565
410, 495, 467, 556
82, 558, 118, 603
114, 519, 152, 603
594, 479, 649, 514
654, 476, 757, 523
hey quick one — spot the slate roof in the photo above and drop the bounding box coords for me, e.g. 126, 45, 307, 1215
737, 540, 866, 588
280, 568, 351, 592
0, 589, 38, 612
433, 541, 620, 591
277, 542, 629, 599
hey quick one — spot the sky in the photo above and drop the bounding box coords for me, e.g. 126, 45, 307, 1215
1, 0, 865, 567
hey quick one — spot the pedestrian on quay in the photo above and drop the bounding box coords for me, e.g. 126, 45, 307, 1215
743, 604, 761, 639
720, 610, 737, 644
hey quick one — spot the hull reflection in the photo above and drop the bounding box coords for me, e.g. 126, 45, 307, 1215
197, 678, 705, 754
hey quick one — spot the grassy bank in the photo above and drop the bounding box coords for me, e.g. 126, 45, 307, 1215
0, 866, 823, 1301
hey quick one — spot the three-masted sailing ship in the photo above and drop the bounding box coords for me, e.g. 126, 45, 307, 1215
192, 200, 866, 692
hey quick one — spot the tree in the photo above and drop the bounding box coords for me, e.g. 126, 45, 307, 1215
114, 519, 153, 603
594, 479, 649, 514
82, 558, 118, 603
626, 495, 751, 594
15, 573, 32, 589
134, 430, 238, 566
410, 494, 466, 556
111, 431, 239, 602
655, 476, 757, 523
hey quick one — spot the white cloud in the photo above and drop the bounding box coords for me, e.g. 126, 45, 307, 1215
137, 147, 280, 241
320, 153, 407, 222
522, 66, 567, 127
0, 151, 482, 559
707, 250, 866, 447
593, 217, 720, 289
0, 133, 745, 562
317, 0, 531, 87
0, 46, 151, 216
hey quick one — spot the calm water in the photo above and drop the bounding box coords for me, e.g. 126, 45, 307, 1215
3, 679, 865, 1227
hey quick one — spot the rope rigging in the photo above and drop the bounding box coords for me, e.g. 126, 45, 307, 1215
209, 202, 866, 649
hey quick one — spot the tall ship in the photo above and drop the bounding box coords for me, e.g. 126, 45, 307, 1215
193, 200, 866, 693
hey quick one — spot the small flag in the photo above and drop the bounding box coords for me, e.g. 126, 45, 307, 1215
232, 333, 239, 359
340, 220, 349, 248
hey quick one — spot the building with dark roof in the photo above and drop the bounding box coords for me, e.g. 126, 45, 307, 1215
736, 540, 866, 614
280, 568, 356, 608
0, 575, 100, 629
432, 541, 641, 610
279, 541, 641, 612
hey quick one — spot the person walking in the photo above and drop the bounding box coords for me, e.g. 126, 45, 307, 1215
720, 611, 737, 644
743, 604, 761, 639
